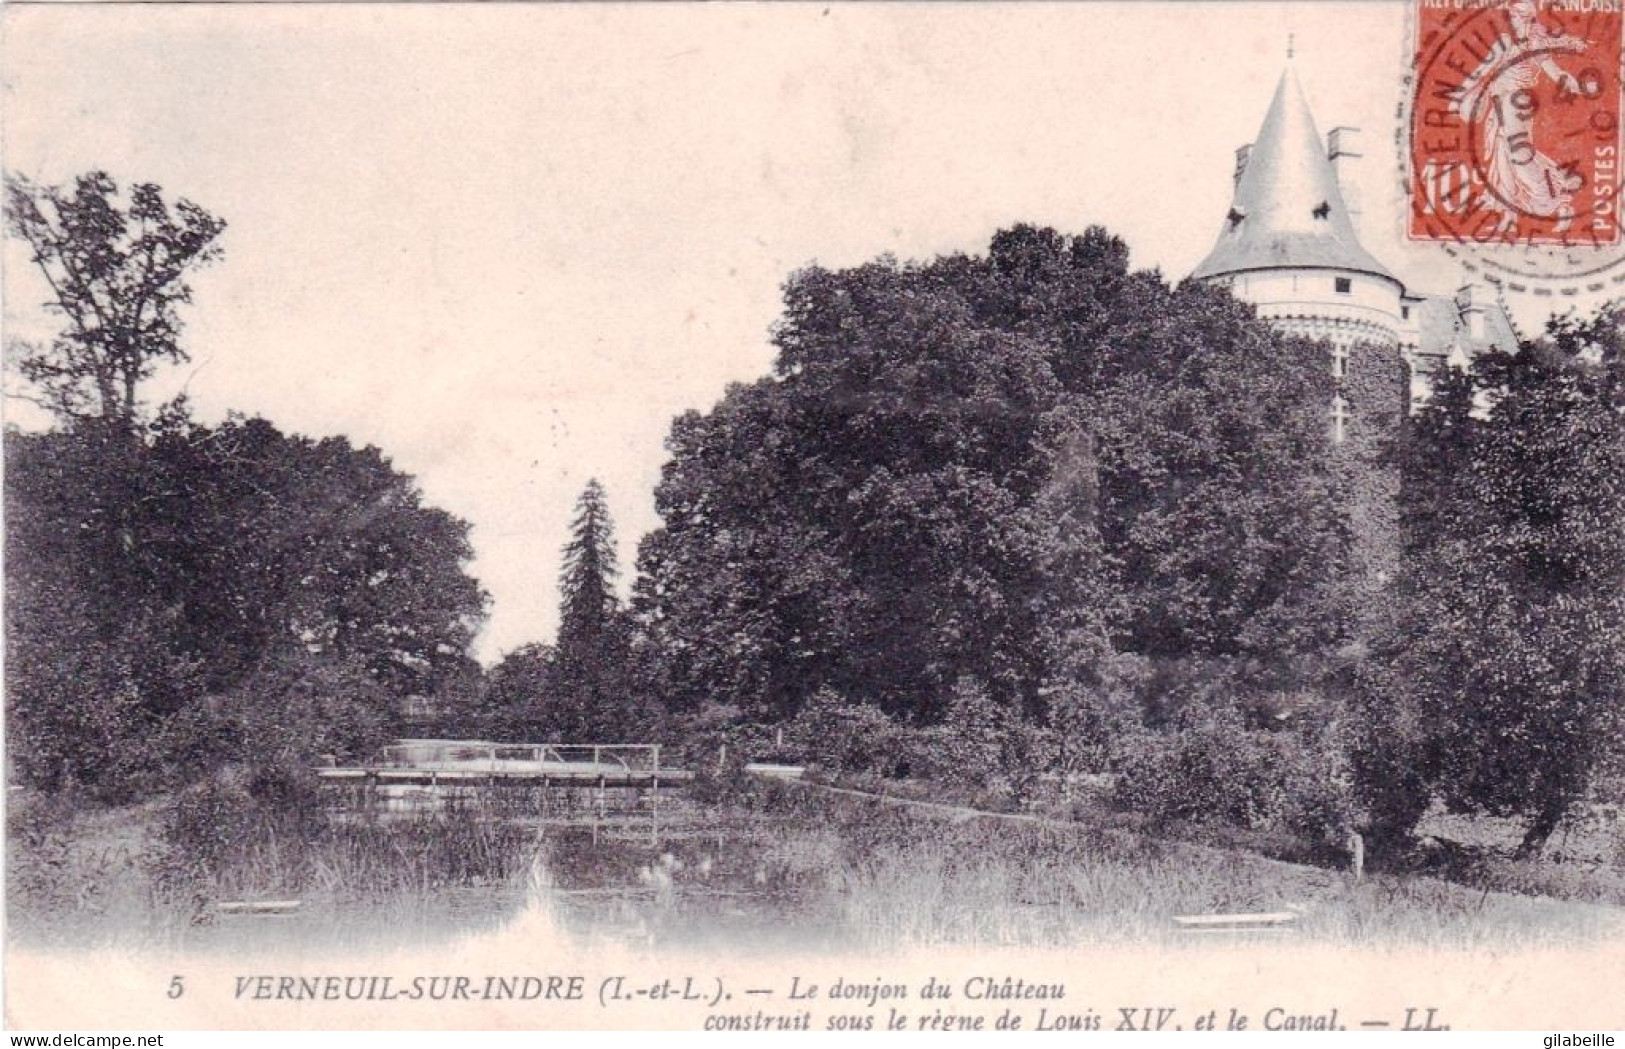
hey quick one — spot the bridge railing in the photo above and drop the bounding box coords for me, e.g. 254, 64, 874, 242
376, 740, 662, 775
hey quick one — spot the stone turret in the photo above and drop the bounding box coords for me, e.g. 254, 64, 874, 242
1193, 63, 1412, 601
1193, 65, 1405, 374
1193, 63, 1521, 416
1188, 59, 1525, 606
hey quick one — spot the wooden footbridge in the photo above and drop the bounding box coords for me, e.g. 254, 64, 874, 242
317, 740, 692, 830
319, 740, 688, 787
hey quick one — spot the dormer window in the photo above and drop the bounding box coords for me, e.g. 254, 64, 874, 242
1227, 207, 1246, 230
1312, 201, 1331, 220
1335, 277, 1352, 294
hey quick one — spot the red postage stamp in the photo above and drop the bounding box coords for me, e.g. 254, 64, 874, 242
1410, 0, 1624, 247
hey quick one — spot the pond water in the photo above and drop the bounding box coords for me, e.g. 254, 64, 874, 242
16, 790, 1621, 956
166, 815, 856, 957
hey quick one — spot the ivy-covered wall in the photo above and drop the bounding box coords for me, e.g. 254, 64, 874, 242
1335, 335, 1407, 627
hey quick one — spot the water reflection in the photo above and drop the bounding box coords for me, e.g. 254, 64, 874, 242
175, 816, 848, 956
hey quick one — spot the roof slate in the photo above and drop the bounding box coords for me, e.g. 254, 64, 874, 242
1192, 67, 1397, 283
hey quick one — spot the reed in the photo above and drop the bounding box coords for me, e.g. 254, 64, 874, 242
6, 777, 546, 949
8, 776, 1620, 952
750, 786, 1625, 949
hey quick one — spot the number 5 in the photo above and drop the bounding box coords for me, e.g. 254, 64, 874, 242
1508, 132, 1536, 165
168, 975, 185, 999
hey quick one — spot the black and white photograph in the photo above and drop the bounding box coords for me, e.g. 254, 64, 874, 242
3, 0, 1623, 1035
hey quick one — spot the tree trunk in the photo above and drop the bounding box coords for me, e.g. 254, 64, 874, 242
1513, 798, 1568, 860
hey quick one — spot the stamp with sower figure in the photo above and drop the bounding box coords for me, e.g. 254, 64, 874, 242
1410, 0, 1623, 253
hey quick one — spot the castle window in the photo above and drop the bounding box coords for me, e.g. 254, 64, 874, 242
1334, 277, 1352, 294
1402, 305, 1411, 321
1331, 395, 1350, 444
1332, 344, 1349, 379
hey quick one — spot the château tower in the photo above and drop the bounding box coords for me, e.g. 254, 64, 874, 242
1191, 62, 1520, 599
1191, 64, 1519, 438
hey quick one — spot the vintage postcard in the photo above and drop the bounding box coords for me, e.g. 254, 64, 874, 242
4, 0, 1623, 1036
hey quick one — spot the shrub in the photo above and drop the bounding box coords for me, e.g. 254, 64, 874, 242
155, 761, 331, 896
156, 762, 537, 903
663, 700, 780, 771
6, 792, 88, 913
4, 618, 191, 803
1042, 677, 1140, 776
907, 677, 1051, 805
1112, 703, 1354, 848
145, 652, 396, 792
686, 748, 765, 806
784, 688, 907, 777
1340, 648, 1434, 856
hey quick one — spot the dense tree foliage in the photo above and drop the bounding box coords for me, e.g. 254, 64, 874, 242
475, 643, 557, 741
4, 171, 488, 798
152, 416, 486, 695
5, 172, 225, 429
1375, 314, 1625, 856
4, 419, 489, 796
637, 226, 1351, 726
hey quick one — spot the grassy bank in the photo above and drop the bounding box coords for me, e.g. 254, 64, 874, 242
8, 775, 1622, 952
671, 781, 1625, 949
5, 784, 545, 950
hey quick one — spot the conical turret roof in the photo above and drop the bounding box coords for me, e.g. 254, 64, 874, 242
1191, 67, 1396, 282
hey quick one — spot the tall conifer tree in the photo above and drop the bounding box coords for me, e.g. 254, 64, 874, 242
552, 479, 644, 740
558, 479, 618, 660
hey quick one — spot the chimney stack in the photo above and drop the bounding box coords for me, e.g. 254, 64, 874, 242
1455, 283, 1489, 342
1328, 126, 1362, 229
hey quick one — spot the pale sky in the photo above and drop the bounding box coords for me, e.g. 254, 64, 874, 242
0, 2, 1592, 663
